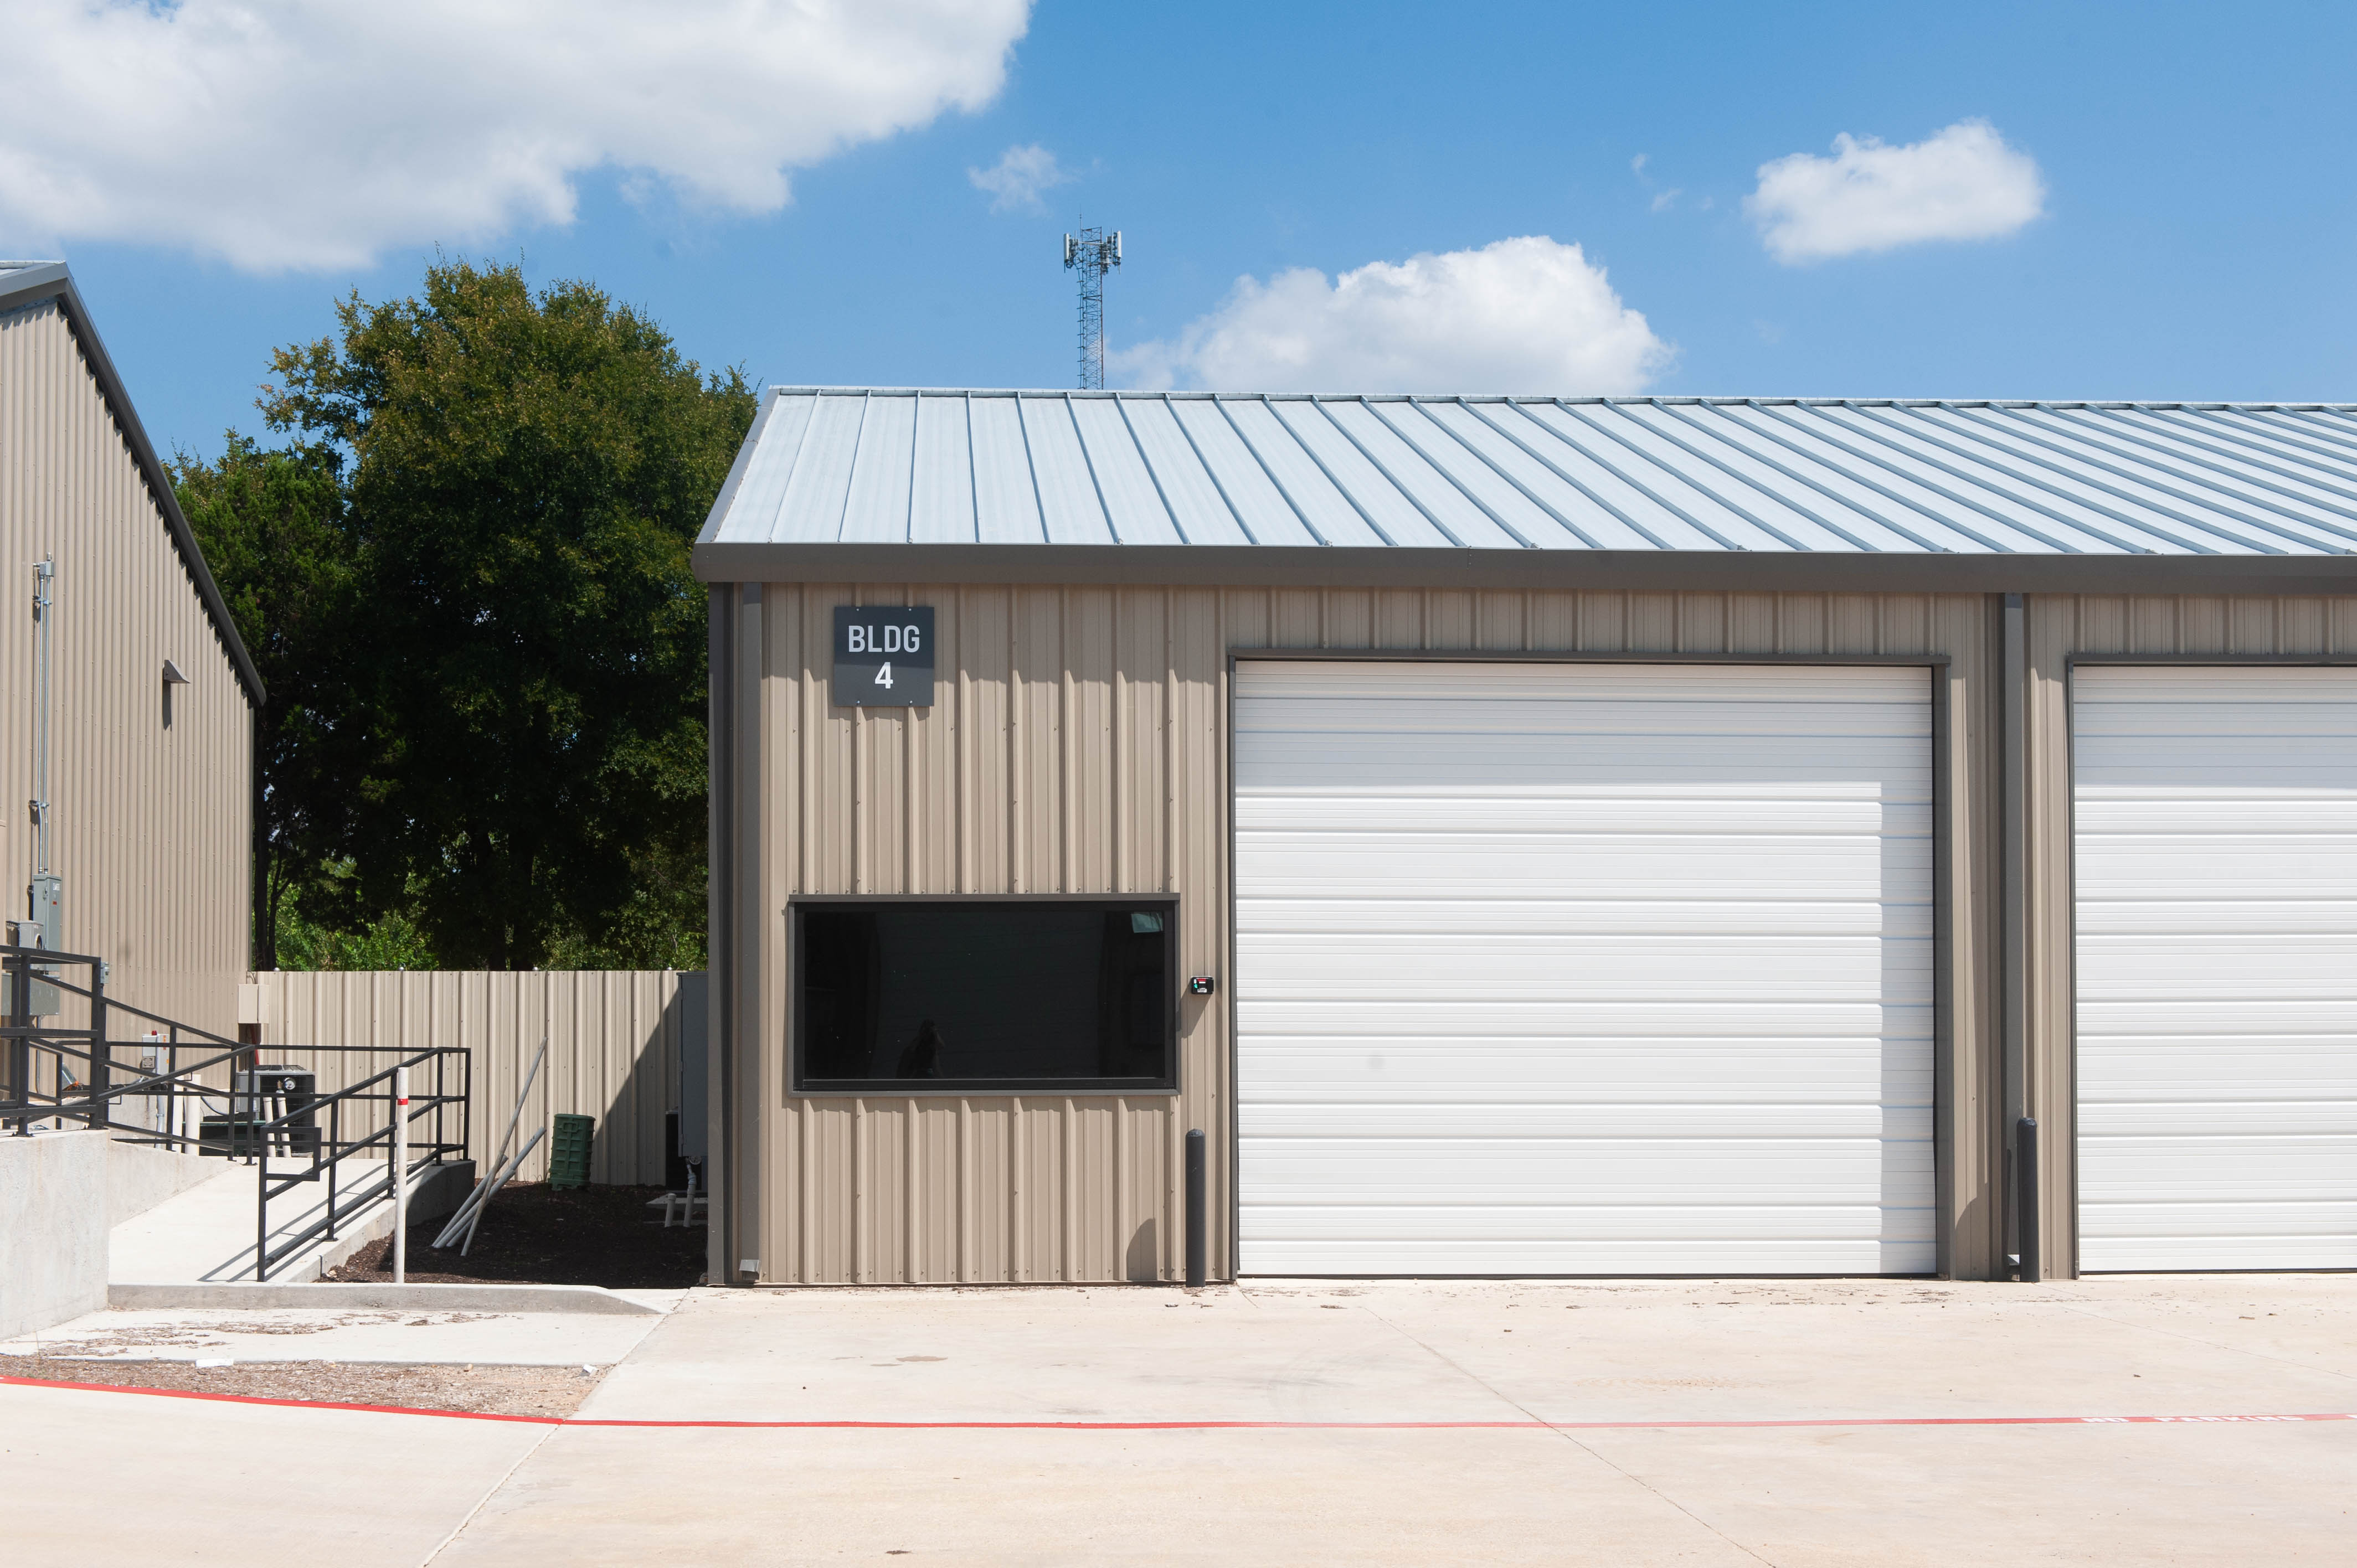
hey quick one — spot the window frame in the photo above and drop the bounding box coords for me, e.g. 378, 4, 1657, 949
786, 894, 1182, 1096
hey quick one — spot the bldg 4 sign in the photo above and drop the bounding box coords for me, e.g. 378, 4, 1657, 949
832, 606, 935, 707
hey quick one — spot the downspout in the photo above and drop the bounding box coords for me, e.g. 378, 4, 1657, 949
30, 557, 53, 890
2000, 591, 2039, 1282
707, 586, 734, 1287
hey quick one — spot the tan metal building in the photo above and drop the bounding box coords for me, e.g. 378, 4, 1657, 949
697, 389, 2357, 1286
0, 262, 261, 1038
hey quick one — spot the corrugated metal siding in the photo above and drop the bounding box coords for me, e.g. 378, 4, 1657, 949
734, 585, 2000, 1283
706, 393, 2357, 560
2029, 594, 2357, 1275
253, 969, 696, 1186
0, 298, 250, 1038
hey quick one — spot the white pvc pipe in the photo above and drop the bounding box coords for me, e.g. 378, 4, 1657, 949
392, 1065, 408, 1285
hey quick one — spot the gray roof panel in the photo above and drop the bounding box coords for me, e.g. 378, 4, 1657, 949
699, 390, 2357, 564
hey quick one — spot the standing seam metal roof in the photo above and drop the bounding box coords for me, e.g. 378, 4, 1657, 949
700, 389, 2357, 559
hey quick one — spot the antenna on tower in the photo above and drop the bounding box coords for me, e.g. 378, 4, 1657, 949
1063, 226, 1121, 389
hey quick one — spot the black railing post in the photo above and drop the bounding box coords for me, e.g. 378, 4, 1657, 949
1185, 1127, 1206, 1288
85, 960, 109, 1132
8, 950, 30, 1136
2016, 1116, 2042, 1284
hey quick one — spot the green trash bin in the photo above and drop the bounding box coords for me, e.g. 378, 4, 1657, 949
549, 1112, 595, 1189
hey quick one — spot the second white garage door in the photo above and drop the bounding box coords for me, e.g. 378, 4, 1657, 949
1234, 660, 1934, 1276
2075, 665, 2357, 1271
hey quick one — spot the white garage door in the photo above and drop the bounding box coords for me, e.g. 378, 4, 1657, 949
2075, 666, 2357, 1271
1234, 661, 1934, 1276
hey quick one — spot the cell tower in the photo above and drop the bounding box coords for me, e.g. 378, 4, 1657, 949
1063, 226, 1121, 389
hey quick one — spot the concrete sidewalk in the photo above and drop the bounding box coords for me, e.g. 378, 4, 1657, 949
7, 1275, 2353, 1566
110, 1158, 471, 1286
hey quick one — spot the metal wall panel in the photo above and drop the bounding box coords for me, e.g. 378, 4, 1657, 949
0, 299, 251, 1038
254, 969, 697, 1186
1232, 660, 1936, 1275
731, 585, 2001, 1283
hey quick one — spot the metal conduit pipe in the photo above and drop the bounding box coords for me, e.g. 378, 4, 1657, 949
2001, 592, 2040, 1282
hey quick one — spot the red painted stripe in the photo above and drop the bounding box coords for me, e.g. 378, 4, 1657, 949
4, 1376, 2353, 1432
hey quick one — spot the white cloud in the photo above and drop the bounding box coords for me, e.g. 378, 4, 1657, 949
1745, 119, 2045, 265
967, 143, 1071, 214
0, 0, 1032, 272
1114, 236, 1669, 395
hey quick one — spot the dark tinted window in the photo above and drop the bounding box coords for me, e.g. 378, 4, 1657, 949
794, 900, 1175, 1091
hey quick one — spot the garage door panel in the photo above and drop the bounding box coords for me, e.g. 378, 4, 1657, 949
1237, 660, 1932, 1276
1241, 1143, 1936, 1208
1236, 834, 1929, 902
2077, 842, 2357, 899
1241, 999, 1933, 1040
2078, 1040, 2357, 1101
2076, 666, 2357, 1271
2078, 1000, 2357, 1036
1239, 933, 1930, 1000
1239, 1104, 1933, 1139
1241, 1038, 1928, 1103
1249, 1239, 1935, 1276
2075, 1201, 2357, 1239
2077, 900, 2357, 936
1237, 796, 1932, 836
1244, 1204, 1936, 1242
1239, 898, 1934, 938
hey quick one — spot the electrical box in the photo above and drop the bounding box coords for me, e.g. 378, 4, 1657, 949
29, 876, 60, 949
3, 915, 60, 1017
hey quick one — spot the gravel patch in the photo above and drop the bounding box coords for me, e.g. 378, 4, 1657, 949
1, 1354, 602, 1417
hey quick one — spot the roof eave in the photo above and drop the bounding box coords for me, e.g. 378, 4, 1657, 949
691, 540, 2357, 596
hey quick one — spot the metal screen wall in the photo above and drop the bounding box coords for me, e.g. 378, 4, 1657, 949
254, 969, 701, 1187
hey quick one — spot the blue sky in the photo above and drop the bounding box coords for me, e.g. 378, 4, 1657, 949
9, 1, 2355, 465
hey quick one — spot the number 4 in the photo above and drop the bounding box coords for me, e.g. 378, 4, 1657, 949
873, 661, 893, 690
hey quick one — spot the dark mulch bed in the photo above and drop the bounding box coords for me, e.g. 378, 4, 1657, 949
0, 1355, 599, 1417
323, 1181, 706, 1290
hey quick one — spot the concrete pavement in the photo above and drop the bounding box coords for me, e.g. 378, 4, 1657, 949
4, 1275, 2353, 1565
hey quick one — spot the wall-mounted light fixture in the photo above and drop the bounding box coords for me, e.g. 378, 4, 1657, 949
162, 657, 189, 728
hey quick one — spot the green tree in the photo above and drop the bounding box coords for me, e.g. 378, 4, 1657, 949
261, 259, 752, 969
172, 435, 364, 969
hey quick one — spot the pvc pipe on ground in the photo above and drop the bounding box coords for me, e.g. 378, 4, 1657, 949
461, 1127, 545, 1256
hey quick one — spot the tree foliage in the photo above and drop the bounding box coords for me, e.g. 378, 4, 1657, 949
178, 259, 753, 970
172, 435, 359, 969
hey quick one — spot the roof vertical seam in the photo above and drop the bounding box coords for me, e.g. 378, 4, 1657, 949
1212, 398, 1329, 546
962, 392, 982, 546
835, 392, 874, 543
1922, 404, 2277, 555
1461, 402, 1669, 549
765, 389, 821, 543
904, 391, 922, 544
1413, 398, 1605, 550
1016, 394, 1051, 544
1164, 401, 1262, 545
2215, 408, 2357, 472
2109, 407, 2357, 514
1063, 392, 1124, 545
1634, 400, 1888, 552
1259, 400, 1402, 547
1955, 404, 2340, 554
1781, 404, 2111, 555
2033, 405, 2357, 545
1304, 399, 1467, 547
1365, 399, 1541, 548
1546, 403, 1752, 550
1112, 396, 1192, 545
2269, 408, 2357, 455
1687, 401, 1958, 553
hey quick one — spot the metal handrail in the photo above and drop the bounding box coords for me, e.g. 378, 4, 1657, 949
2, 943, 472, 1279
